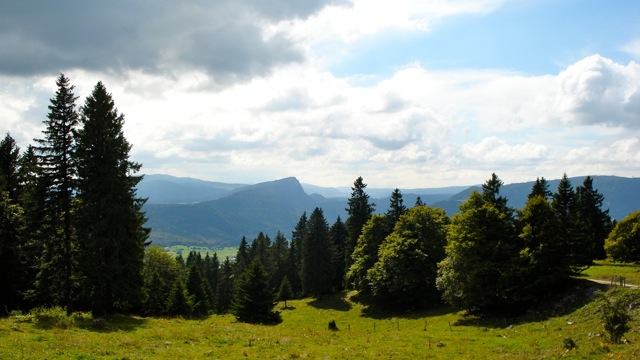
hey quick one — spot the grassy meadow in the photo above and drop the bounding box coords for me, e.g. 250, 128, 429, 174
1, 280, 640, 359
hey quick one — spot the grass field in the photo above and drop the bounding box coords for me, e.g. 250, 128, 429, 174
0, 262, 637, 359
581, 260, 640, 286
1, 281, 640, 359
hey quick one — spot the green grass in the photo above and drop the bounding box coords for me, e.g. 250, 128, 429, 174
2, 282, 640, 359
581, 260, 640, 286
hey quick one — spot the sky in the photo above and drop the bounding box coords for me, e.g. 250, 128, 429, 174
1, 0, 639, 188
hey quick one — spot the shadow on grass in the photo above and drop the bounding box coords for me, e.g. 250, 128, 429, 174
350, 291, 454, 320
307, 293, 352, 311
453, 278, 610, 329
82, 314, 148, 333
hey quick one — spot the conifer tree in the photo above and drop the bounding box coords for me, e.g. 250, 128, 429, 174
386, 188, 407, 223
216, 258, 234, 314
32, 73, 80, 311
270, 231, 290, 292
288, 212, 306, 295
235, 237, 251, 276
186, 263, 212, 316
0, 133, 21, 201
329, 217, 348, 291
301, 207, 333, 297
277, 276, 294, 308
345, 177, 375, 269
528, 177, 552, 200
232, 259, 281, 324
551, 174, 586, 273
576, 176, 612, 260
75, 81, 149, 316
166, 277, 193, 317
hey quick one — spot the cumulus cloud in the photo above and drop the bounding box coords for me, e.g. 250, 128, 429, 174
555, 55, 640, 127
461, 137, 549, 163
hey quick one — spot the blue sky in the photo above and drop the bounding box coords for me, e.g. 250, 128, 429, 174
0, 0, 639, 188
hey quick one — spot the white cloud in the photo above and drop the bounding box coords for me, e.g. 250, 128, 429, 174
555, 54, 640, 127
620, 39, 640, 60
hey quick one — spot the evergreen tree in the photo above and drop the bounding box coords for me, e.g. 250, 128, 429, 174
288, 212, 306, 295
414, 196, 425, 207
576, 176, 612, 260
301, 207, 333, 297
345, 177, 375, 269
0, 133, 21, 201
75, 81, 149, 316
386, 188, 407, 223
368, 206, 449, 307
528, 177, 552, 200
270, 231, 290, 292
186, 263, 212, 316
551, 174, 586, 273
203, 253, 219, 308
166, 277, 193, 317
277, 276, 294, 308
32, 73, 80, 311
481, 173, 512, 216
346, 215, 393, 292
232, 259, 281, 324
518, 195, 569, 302
329, 217, 348, 291
249, 232, 271, 275
216, 258, 234, 314
235, 237, 251, 276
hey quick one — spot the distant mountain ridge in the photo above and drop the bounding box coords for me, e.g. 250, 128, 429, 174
139, 174, 640, 248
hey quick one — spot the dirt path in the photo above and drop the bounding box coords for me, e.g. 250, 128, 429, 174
586, 278, 638, 289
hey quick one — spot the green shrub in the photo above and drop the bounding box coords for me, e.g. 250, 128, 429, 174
30, 306, 75, 329
596, 292, 633, 343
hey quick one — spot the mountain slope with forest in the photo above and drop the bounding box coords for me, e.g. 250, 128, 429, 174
141, 175, 640, 247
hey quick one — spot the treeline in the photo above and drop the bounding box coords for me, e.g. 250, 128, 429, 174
0, 74, 626, 322
0, 74, 148, 317
137, 172, 616, 321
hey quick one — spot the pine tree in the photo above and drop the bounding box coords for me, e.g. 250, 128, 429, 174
345, 177, 375, 269
528, 177, 552, 200
216, 258, 234, 314
277, 276, 294, 308
551, 174, 586, 273
232, 259, 281, 324
270, 231, 290, 292
386, 188, 407, 223
166, 277, 193, 317
32, 73, 80, 312
75, 81, 149, 316
288, 212, 306, 295
329, 217, 348, 291
0, 190, 25, 311
186, 263, 212, 316
576, 176, 612, 260
235, 237, 251, 277
481, 173, 512, 216
0, 133, 21, 201
301, 207, 333, 297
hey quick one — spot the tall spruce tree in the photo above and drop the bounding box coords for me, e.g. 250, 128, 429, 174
300, 207, 333, 297
345, 177, 375, 269
288, 212, 306, 295
32, 73, 80, 311
232, 259, 281, 324
576, 176, 612, 260
551, 174, 586, 273
528, 177, 552, 200
75, 81, 149, 315
0, 133, 21, 201
329, 217, 348, 291
386, 188, 407, 223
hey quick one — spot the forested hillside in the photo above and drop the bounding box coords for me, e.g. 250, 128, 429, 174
141, 174, 640, 247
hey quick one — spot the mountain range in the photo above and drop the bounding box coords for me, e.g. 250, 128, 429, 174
139, 174, 640, 248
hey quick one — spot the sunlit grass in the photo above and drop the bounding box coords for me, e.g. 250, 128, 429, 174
1, 283, 639, 359
581, 260, 640, 285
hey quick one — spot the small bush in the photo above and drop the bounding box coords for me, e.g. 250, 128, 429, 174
30, 307, 75, 329
596, 292, 633, 343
